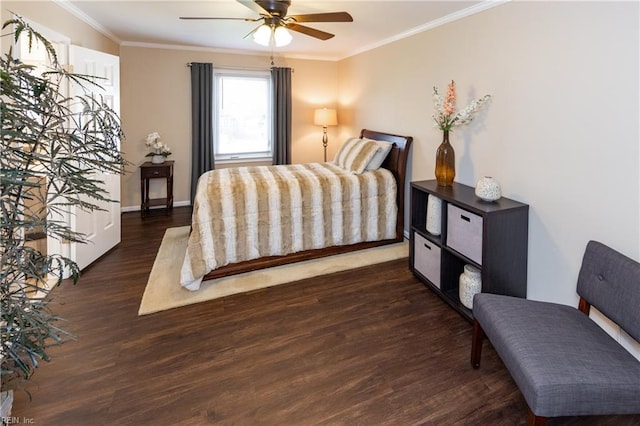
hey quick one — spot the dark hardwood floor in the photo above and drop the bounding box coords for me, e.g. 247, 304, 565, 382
11, 207, 640, 425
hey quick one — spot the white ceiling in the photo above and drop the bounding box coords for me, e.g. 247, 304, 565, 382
59, 0, 498, 61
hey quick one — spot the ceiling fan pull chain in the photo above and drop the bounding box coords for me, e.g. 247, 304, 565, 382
270, 41, 275, 66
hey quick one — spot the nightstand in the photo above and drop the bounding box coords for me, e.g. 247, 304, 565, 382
140, 161, 174, 217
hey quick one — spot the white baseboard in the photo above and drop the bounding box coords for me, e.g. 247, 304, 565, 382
121, 200, 191, 213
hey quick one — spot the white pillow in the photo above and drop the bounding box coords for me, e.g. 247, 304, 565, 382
333, 137, 360, 166
334, 138, 381, 174
363, 139, 393, 171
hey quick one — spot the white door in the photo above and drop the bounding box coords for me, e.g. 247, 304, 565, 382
14, 19, 71, 276
69, 45, 121, 270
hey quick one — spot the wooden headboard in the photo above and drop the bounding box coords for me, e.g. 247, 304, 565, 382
360, 129, 413, 240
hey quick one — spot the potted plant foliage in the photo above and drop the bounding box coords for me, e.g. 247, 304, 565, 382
0, 16, 126, 413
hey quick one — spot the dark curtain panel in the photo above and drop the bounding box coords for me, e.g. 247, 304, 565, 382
271, 67, 292, 165
190, 62, 214, 204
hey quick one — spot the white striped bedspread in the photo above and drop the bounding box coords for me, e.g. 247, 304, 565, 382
180, 162, 397, 291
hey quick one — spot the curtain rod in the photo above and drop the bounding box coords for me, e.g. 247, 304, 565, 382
186, 62, 293, 72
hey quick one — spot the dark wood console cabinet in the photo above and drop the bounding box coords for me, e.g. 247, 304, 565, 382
140, 161, 174, 218
409, 180, 529, 321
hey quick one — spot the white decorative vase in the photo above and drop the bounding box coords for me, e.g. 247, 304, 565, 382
426, 194, 442, 235
475, 176, 501, 202
459, 264, 482, 309
151, 155, 165, 164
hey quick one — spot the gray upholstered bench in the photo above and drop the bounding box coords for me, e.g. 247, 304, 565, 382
471, 240, 640, 425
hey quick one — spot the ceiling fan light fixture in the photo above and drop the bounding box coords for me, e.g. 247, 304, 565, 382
185, 2, 354, 45
253, 24, 272, 46
273, 26, 292, 47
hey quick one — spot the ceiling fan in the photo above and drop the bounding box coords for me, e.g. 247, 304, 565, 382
180, 0, 353, 46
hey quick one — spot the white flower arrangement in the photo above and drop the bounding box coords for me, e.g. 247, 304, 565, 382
433, 80, 491, 132
144, 132, 171, 157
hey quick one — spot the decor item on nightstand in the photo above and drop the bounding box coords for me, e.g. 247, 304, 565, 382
475, 176, 502, 202
426, 194, 442, 235
432, 80, 491, 187
145, 131, 171, 164
459, 264, 482, 309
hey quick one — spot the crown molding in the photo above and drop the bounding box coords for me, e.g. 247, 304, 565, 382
52, 0, 121, 44
120, 40, 341, 62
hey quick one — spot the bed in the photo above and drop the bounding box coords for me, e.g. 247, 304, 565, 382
180, 129, 413, 291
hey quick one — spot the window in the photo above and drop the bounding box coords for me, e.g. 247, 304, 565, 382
213, 69, 272, 162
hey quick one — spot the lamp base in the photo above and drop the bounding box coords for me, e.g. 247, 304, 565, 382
322, 127, 328, 162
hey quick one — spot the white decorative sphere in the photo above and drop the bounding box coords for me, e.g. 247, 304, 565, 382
475, 176, 501, 202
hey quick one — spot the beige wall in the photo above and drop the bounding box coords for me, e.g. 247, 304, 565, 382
119, 46, 338, 208
1, 1, 118, 55
338, 1, 639, 354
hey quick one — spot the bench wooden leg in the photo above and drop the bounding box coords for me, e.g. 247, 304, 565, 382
527, 407, 546, 426
471, 319, 484, 369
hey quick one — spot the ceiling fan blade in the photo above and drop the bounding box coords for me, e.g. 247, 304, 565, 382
180, 17, 257, 21
286, 23, 334, 41
288, 12, 353, 23
237, 0, 272, 17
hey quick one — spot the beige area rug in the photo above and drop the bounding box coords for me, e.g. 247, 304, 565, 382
139, 226, 409, 316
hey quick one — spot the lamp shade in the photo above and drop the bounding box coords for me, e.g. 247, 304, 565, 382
253, 24, 272, 46
253, 24, 292, 47
314, 108, 338, 126
273, 26, 292, 47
